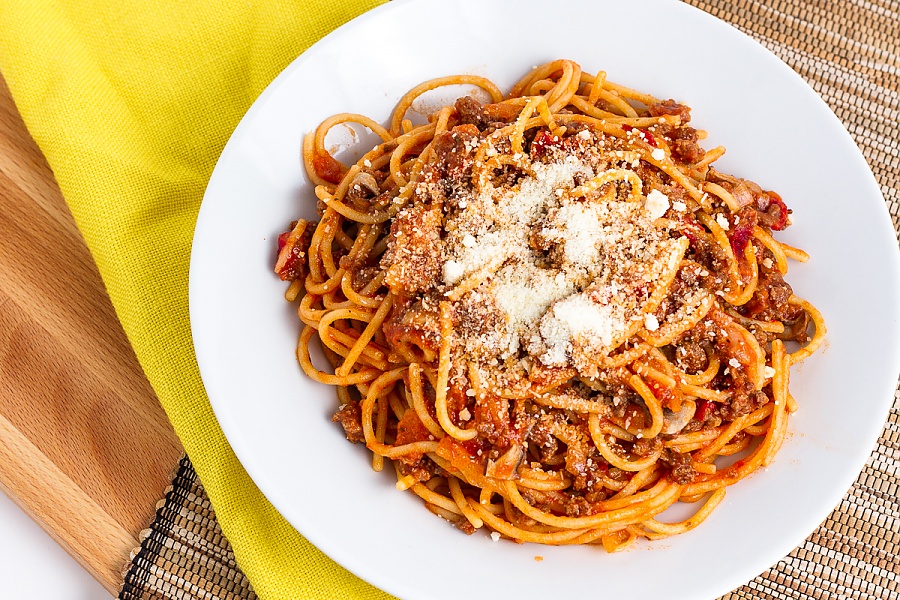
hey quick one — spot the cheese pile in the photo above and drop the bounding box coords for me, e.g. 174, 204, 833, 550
439, 150, 687, 378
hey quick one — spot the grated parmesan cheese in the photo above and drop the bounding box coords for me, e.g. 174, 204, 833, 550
715, 213, 730, 231
410, 131, 705, 385
645, 189, 670, 220
443, 260, 465, 285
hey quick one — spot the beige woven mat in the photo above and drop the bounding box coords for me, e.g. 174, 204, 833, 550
119, 1, 900, 598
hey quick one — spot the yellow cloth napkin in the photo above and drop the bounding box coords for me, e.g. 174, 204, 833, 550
0, 1, 392, 598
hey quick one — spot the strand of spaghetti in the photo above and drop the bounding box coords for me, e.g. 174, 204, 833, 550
535, 96, 566, 136
642, 238, 690, 315
338, 226, 384, 307
589, 414, 662, 472
752, 226, 790, 274
320, 290, 357, 310
692, 146, 727, 174
341, 274, 383, 309
359, 368, 407, 442
594, 419, 635, 442
306, 206, 338, 282
372, 389, 389, 471
594, 88, 638, 117
701, 181, 741, 213
763, 340, 789, 466
695, 404, 772, 462
785, 295, 826, 364
742, 417, 771, 437
313, 113, 393, 159
595, 472, 629, 492
356, 148, 393, 173
466, 499, 590, 544
320, 191, 395, 224
510, 96, 543, 155
409, 483, 462, 516
528, 78, 556, 95
779, 241, 810, 262
517, 467, 572, 491
785, 393, 799, 413
680, 404, 776, 496
643, 347, 681, 379
675, 354, 720, 386
387, 389, 406, 420
408, 363, 445, 440
606, 466, 661, 503
642, 488, 727, 536
434, 105, 454, 135
389, 124, 437, 187
718, 433, 752, 456
319, 327, 389, 370
677, 381, 730, 402
564, 524, 640, 546
296, 325, 379, 385
284, 279, 303, 302
509, 59, 572, 98
505, 478, 681, 530
627, 523, 668, 542
434, 301, 476, 441
316, 305, 377, 333
728, 242, 760, 307
627, 374, 665, 439
568, 94, 643, 120
333, 227, 355, 251
587, 69, 606, 105
297, 293, 327, 327
569, 168, 643, 202
389, 75, 503, 137
302, 132, 336, 189
664, 441, 709, 453
696, 212, 745, 305
594, 341, 653, 369
395, 474, 416, 492
692, 461, 717, 475
598, 78, 661, 107
665, 427, 724, 449
335, 294, 394, 377
447, 477, 484, 530
545, 60, 582, 113
724, 307, 785, 334
316, 211, 343, 278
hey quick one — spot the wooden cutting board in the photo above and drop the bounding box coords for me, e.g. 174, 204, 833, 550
0, 73, 183, 594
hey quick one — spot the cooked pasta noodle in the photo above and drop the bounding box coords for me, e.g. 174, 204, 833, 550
274, 60, 824, 550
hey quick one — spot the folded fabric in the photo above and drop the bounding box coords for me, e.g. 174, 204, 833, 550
0, 0, 391, 597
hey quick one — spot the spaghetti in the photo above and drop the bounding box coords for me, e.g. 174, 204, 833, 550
274, 60, 825, 551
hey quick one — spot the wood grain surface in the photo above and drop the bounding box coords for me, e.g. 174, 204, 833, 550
0, 72, 183, 594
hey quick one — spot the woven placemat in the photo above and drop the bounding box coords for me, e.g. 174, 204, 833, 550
119, 1, 900, 598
